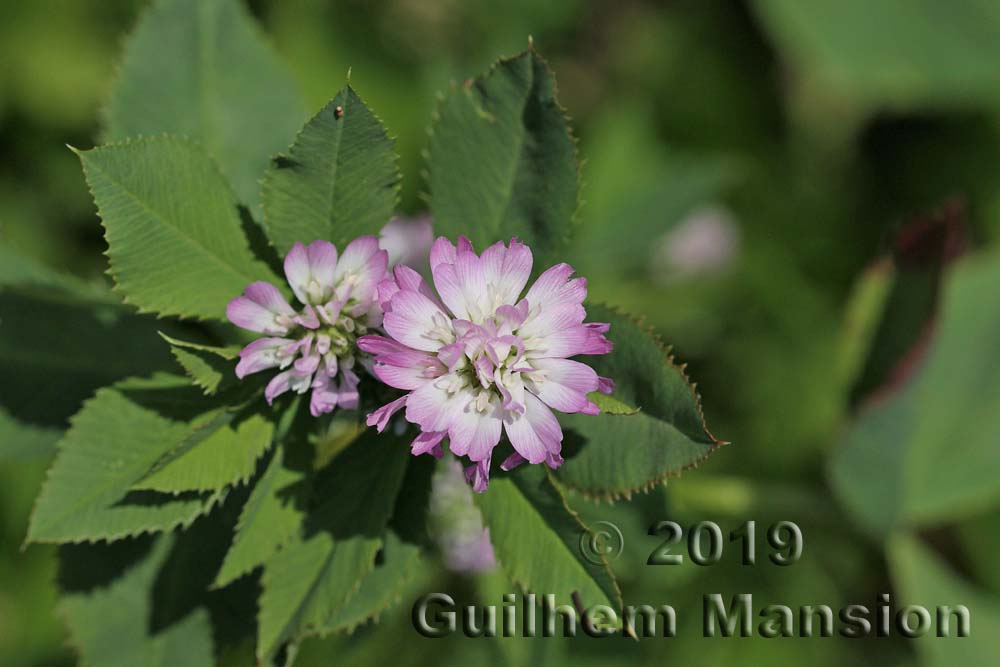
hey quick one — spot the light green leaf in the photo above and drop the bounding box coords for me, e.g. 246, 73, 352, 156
133, 409, 274, 494
427, 48, 578, 259
321, 529, 423, 635
214, 446, 308, 588
474, 465, 621, 613
257, 431, 409, 660
889, 534, 1000, 664
831, 250, 1000, 533
27, 374, 228, 544
59, 536, 215, 667
753, 0, 1000, 114
159, 333, 240, 395
555, 304, 722, 499
77, 137, 279, 321
261, 87, 400, 255
102, 0, 306, 209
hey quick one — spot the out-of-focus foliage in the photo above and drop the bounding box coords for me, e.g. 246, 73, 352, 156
2, 0, 1000, 666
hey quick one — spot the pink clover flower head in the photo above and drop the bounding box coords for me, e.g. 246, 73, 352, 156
359, 236, 614, 492
226, 237, 388, 417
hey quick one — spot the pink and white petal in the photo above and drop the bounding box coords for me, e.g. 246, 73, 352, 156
283, 242, 311, 304
411, 430, 447, 458
347, 249, 389, 307
503, 392, 563, 464
464, 456, 492, 493
529, 357, 600, 414
431, 262, 470, 320
597, 375, 615, 394
334, 235, 381, 278
524, 263, 587, 310
453, 247, 489, 319
309, 374, 338, 416
373, 362, 432, 391
500, 452, 527, 471
479, 240, 507, 286
429, 237, 457, 270
519, 302, 586, 339
357, 334, 410, 356
366, 395, 408, 432
306, 240, 338, 286
376, 276, 400, 312
531, 324, 613, 358
485, 238, 532, 305
393, 264, 441, 307
546, 450, 564, 469
404, 377, 464, 432
227, 296, 290, 335
265, 370, 294, 404
447, 392, 503, 461
294, 352, 320, 375
244, 281, 296, 315
383, 290, 449, 352
236, 337, 293, 378
336, 369, 360, 409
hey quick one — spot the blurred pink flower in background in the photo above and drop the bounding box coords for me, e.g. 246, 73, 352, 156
379, 214, 434, 274
430, 459, 496, 573
651, 205, 741, 283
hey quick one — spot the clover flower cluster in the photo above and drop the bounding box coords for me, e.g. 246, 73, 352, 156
228, 231, 613, 491
226, 237, 387, 417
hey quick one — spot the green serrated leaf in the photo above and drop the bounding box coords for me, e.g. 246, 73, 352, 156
59, 536, 215, 667
555, 304, 721, 499
474, 465, 621, 613
159, 333, 240, 395
427, 48, 579, 260
102, 0, 306, 209
27, 374, 229, 544
261, 87, 400, 255
257, 431, 410, 660
77, 137, 280, 321
214, 446, 308, 588
322, 453, 435, 633
133, 409, 274, 494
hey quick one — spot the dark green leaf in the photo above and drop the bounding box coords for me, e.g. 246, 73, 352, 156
27, 374, 230, 543
555, 304, 722, 499
427, 48, 578, 260
474, 464, 621, 613
261, 87, 400, 255
257, 431, 410, 660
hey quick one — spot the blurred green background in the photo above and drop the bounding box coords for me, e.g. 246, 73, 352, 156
2, 0, 999, 665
